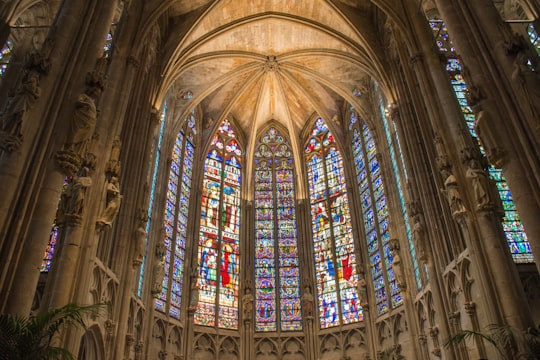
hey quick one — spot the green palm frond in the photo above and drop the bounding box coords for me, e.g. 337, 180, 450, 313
0, 303, 109, 360
444, 324, 540, 360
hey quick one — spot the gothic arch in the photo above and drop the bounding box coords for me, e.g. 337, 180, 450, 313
78, 324, 106, 360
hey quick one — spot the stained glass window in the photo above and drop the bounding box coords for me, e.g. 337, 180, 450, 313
0, 39, 13, 76
104, 32, 114, 58
195, 119, 242, 329
41, 177, 70, 272
376, 103, 422, 289
155, 111, 196, 318
430, 19, 533, 263
527, 23, 540, 56
351, 118, 402, 316
138, 107, 167, 297
254, 127, 302, 332
305, 118, 363, 329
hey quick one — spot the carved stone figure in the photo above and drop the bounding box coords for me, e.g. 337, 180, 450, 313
390, 239, 405, 290
65, 93, 97, 158
106, 135, 122, 176
97, 177, 122, 229
152, 260, 165, 296
301, 285, 314, 317
440, 169, 466, 217
133, 225, 146, 266
465, 158, 491, 210
512, 51, 540, 136
357, 278, 368, 307
188, 267, 199, 312
66, 167, 92, 222
412, 214, 428, 262
242, 287, 254, 320
474, 109, 507, 168
1, 71, 41, 138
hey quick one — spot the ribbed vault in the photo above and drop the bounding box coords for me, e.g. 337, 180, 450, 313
151, 0, 397, 146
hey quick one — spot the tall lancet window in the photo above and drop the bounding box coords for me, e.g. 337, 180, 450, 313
305, 118, 363, 329
352, 122, 402, 315
254, 127, 302, 332
155, 113, 196, 319
195, 119, 242, 329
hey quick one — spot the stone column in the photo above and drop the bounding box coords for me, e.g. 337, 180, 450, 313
296, 198, 318, 359
435, 0, 540, 273
0, 0, 119, 315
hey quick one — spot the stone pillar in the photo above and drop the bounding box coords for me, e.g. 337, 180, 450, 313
435, 0, 540, 273
296, 198, 318, 359
0, 0, 119, 315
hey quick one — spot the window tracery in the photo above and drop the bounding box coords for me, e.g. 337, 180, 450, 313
155, 111, 196, 318
351, 119, 402, 315
254, 126, 302, 332
305, 118, 363, 328
195, 119, 242, 329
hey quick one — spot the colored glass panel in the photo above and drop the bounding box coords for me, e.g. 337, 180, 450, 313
138, 107, 167, 296
352, 123, 402, 315
378, 102, 422, 290
155, 111, 196, 318
305, 118, 363, 329
41, 177, 70, 272
430, 20, 533, 263
195, 119, 241, 329
528, 24, 540, 57
254, 127, 302, 332
0, 39, 13, 76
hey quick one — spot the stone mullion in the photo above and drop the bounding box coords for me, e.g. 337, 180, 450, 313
296, 197, 317, 360
295, 144, 317, 359
241, 196, 254, 359
1, 0, 119, 316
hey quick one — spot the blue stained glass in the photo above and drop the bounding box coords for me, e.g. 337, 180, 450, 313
352, 116, 403, 315
154, 111, 196, 318
0, 39, 13, 76
306, 118, 363, 329
138, 107, 167, 296
196, 119, 241, 329
255, 127, 302, 332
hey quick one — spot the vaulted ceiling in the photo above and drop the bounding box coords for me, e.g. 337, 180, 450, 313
155, 0, 400, 146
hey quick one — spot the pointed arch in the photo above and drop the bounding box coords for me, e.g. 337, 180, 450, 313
253, 125, 302, 332
155, 109, 198, 318
350, 120, 402, 315
195, 118, 242, 329
304, 117, 363, 329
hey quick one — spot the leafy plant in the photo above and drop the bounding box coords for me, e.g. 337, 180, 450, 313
0, 303, 108, 360
444, 324, 540, 360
